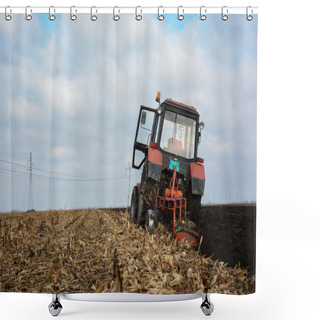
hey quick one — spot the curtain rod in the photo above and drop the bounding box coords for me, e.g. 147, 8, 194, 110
0, 6, 258, 15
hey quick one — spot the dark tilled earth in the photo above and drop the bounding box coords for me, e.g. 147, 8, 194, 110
114, 204, 257, 275
197, 204, 256, 275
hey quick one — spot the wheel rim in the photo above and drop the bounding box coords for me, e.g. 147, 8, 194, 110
146, 209, 155, 233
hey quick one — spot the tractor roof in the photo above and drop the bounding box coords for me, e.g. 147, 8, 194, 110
164, 98, 199, 116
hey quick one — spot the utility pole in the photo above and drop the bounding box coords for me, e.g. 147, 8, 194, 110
28, 152, 34, 211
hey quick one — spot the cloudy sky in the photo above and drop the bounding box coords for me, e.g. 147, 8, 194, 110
0, 13, 257, 212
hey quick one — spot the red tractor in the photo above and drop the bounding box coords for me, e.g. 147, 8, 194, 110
130, 92, 205, 245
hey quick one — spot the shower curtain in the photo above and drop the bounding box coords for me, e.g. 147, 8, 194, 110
0, 9, 257, 295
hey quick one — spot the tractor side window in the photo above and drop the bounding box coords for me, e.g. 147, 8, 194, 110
160, 111, 196, 159
137, 109, 155, 146
133, 149, 145, 168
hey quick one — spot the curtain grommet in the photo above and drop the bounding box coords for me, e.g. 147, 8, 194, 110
135, 6, 142, 21
221, 6, 228, 21
49, 6, 56, 21
200, 6, 207, 21
177, 6, 184, 21
70, 6, 77, 21
25, 6, 32, 21
113, 6, 120, 21
246, 6, 253, 21
158, 6, 164, 21
4, 6, 12, 21
90, 6, 97, 21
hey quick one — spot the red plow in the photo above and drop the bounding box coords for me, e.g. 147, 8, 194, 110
156, 166, 199, 247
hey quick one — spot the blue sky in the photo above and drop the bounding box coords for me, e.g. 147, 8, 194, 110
0, 14, 257, 212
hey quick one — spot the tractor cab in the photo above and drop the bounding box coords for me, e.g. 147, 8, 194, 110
132, 94, 204, 169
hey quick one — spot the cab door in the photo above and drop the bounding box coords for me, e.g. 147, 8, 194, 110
132, 106, 156, 169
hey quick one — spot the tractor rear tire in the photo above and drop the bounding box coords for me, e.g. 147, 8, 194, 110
130, 186, 138, 223
137, 178, 158, 226
137, 191, 144, 225
187, 194, 201, 223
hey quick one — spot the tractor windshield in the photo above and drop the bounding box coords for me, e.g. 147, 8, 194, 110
160, 110, 196, 159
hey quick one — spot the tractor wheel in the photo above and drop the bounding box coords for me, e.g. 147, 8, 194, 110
137, 178, 159, 226
187, 194, 201, 223
130, 186, 138, 223
137, 191, 144, 225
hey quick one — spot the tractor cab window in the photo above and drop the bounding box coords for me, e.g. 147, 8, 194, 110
137, 109, 155, 146
160, 110, 196, 159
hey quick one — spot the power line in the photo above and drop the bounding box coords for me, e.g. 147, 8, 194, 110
28, 152, 34, 211
0, 167, 30, 177
0, 157, 128, 181
33, 166, 91, 179
0, 158, 29, 169
0, 165, 127, 182
0, 158, 87, 179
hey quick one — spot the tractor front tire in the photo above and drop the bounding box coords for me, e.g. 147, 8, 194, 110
130, 186, 138, 223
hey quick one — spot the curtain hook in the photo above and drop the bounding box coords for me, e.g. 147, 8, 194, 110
49, 6, 56, 21
158, 6, 164, 21
90, 6, 97, 21
25, 6, 32, 21
246, 6, 253, 21
4, 6, 12, 21
177, 6, 184, 21
221, 6, 228, 21
200, 6, 207, 21
135, 6, 142, 21
113, 6, 120, 21
70, 6, 77, 21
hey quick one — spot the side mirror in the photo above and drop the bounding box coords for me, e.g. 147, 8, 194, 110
141, 111, 147, 125
198, 122, 204, 146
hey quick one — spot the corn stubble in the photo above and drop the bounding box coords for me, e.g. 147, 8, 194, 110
0, 209, 254, 294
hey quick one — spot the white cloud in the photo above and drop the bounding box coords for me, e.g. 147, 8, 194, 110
51, 146, 75, 159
